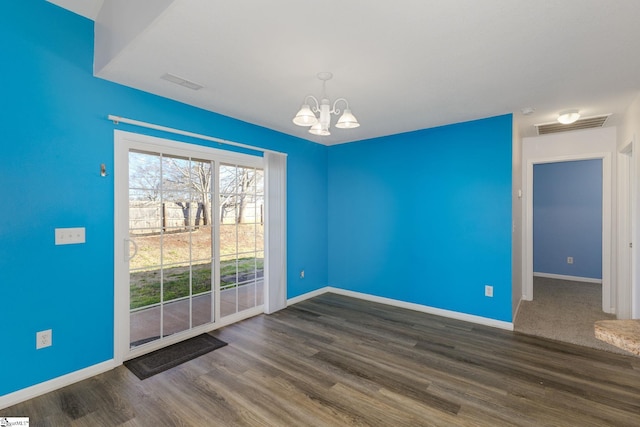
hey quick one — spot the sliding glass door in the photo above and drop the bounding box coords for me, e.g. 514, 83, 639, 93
115, 131, 265, 357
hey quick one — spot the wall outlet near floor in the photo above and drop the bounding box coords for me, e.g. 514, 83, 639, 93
485, 285, 493, 297
300, 269, 305, 279
567, 256, 574, 264
36, 329, 52, 349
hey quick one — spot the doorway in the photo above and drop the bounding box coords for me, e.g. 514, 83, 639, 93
532, 159, 603, 283
515, 158, 616, 349
523, 152, 613, 313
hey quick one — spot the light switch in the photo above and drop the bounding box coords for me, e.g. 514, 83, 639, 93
55, 227, 86, 245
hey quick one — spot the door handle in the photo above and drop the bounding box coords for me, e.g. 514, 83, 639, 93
125, 238, 138, 262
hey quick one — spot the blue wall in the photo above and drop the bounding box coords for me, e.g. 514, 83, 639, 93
327, 115, 513, 322
0, 1, 328, 396
533, 160, 602, 279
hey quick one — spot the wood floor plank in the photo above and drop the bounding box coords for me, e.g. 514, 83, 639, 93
3, 293, 640, 426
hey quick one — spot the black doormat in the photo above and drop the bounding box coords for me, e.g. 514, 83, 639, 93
124, 334, 227, 380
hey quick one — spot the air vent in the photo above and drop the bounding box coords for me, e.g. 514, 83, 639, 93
161, 73, 203, 91
535, 114, 610, 135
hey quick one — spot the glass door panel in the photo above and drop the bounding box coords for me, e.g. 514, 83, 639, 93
128, 150, 215, 348
219, 254, 238, 318
218, 163, 264, 318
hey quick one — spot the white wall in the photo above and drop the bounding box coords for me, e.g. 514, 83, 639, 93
617, 93, 640, 151
522, 127, 617, 313
94, 0, 174, 73
618, 94, 640, 318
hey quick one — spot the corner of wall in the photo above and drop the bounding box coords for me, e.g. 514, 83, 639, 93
618, 92, 640, 151
512, 118, 523, 320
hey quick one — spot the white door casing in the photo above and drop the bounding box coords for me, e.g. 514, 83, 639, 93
114, 130, 284, 363
521, 127, 617, 314
617, 142, 633, 319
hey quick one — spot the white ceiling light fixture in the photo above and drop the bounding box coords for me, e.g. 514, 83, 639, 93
293, 72, 360, 136
557, 109, 580, 124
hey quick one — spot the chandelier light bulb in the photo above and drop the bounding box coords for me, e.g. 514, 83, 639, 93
293, 104, 317, 126
309, 122, 330, 136
335, 108, 360, 129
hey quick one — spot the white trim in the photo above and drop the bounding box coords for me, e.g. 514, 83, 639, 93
603, 154, 613, 313
513, 297, 523, 321
114, 130, 266, 365
523, 151, 614, 313
4, 285, 514, 409
632, 135, 639, 318
263, 152, 288, 314
218, 306, 265, 327
533, 272, 603, 284
618, 136, 637, 319
122, 306, 260, 362
617, 145, 632, 318
113, 132, 128, 366
108, 115, 286, 156
213, 161, 222, 325
287, 287, 330, 306
327, 288, 514, 330
287, 287, 513, 331
0, 360, 116, 410
2, 306, 267, 409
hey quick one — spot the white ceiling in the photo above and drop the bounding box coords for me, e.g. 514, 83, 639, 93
49, 0, 640, 145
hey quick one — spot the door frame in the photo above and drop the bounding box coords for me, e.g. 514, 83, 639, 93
113, 130, 265, 364
618, 136, 636, 319
523, 153, 613, 312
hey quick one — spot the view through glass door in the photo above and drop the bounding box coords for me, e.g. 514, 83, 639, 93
125, 145, 264, 350
219, 164, 265, 317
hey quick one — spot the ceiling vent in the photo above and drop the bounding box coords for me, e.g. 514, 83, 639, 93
535, 114, 610, 135
161, 73, 204, 90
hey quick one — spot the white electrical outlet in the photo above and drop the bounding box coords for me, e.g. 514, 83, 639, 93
485, 285, 494, 297
567, 256, 574, 264
300, 270, 305, 279
36, 329, 52, 349
55, 227, 86, 245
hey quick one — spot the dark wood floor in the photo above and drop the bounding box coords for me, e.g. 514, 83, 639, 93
3, 293, 640, 426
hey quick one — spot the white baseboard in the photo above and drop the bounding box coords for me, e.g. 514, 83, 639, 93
533, 272, 602, 284
287, 287, 330, 306
0, 359, 117, 410
4, 286, 512, 410
327, 287, 514, 331
288, 286, 513, 331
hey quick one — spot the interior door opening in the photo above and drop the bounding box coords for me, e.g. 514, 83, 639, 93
532, 159, 604, 287
524, 153, 612, 313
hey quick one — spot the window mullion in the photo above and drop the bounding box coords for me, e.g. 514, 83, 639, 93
213, 161, 221, 323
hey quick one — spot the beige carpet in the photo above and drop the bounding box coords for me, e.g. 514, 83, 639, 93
514, 276, 628, 355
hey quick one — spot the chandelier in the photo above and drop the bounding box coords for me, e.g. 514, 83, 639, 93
292, 72, 360, 136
